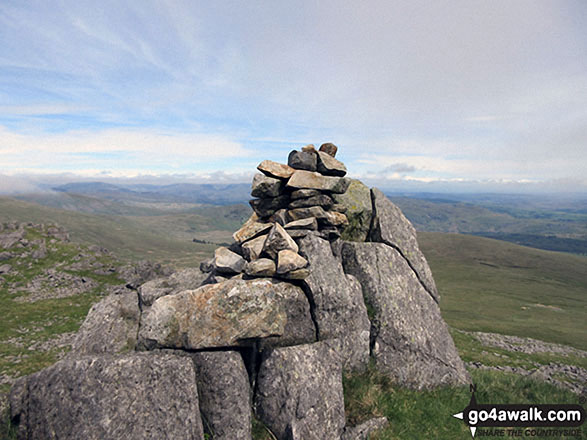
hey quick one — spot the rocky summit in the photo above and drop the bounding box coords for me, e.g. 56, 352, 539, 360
8, 143, 470, 440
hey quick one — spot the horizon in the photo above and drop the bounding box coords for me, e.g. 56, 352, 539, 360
1, 1, 586, 193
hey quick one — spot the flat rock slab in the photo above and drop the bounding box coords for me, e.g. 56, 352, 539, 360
276, 249, 308, 274
251, 173, 283, 198
250, 195, 289, 218
341, 241, 470, 389
139, 268, 207, 307
9, 353, 204, 440
254, 341, 345, 440
369, 188, 439, 302
286, 170, 350, 194
233, 214, 272, 243
192, 351, 251, 440
244, 258, 276, 277
70, 290, 140, 355
317, 151, 347, 176
288, 194, 334, 209
214, 247, 246, 274
139, 278, 314, 350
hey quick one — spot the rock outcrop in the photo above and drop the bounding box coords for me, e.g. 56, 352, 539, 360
8, 143, 469, 440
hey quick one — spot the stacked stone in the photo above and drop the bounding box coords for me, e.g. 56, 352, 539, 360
201, 142, 351, 282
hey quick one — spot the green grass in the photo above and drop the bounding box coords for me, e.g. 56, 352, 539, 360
419, 232, 587, 350
343, 366, 586, 440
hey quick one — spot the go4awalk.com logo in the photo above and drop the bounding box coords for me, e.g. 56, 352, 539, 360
453, 385, 585, 438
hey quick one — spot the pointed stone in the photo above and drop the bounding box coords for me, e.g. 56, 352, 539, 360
276, 249, 308, 274
251, 173, 283, 198
214, 247, 246, 274
233, 213, 272, 243
319, 142, 338, 157
284, 217, 318, 230
286, 170, 350, 194
257, 160, 295, 179
287, 150, 317, 171
244, 258, 276, 277
262, 223, 298, 259
317, 151, 347, 176
241, 234, 267, 261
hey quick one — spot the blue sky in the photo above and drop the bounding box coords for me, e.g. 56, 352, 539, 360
1, 0, 586, 193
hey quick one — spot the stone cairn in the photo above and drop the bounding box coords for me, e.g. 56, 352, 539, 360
200, 142, 350, 284
8, 143, 471, 440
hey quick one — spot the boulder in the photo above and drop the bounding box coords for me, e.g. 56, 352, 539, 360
286, 170, 350, 194
288, 194, 334, 209
233, 213, 272, 243
214, 247, 246, 274
341, 241, 470, 389
139, 278, 290, 350
250, 195, 290, 218
138, 268, 207, 307
191, 351, 251, 440
9, 353, 204, 440
369, 188, 439, 302
298, 235, 370, 372
241, 234, 267, 261
262, 223, 298, 260
254, 341, 345, 440
244, 258, 276, 277
251, 173, 283, 198
276, 249, 308, 274
319, 142, 338, 157
316, 151, 347, 176
70, 290, 140, 355
332, 179, 372, 242
287, 150, 317, 171
257, 160, 295, 179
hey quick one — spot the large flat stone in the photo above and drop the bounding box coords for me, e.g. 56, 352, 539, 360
369, 188, 439, 301
249, 195, 289, 218
341, 241, 470, 389
9, 353, 204, 440
286, 170, 350, 194
233, 213, 272, 243
317, 151, 347, 176
257, 160, 295, 179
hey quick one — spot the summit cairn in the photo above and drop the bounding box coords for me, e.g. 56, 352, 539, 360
8, 143, 470, 440
200, 143, 351, 283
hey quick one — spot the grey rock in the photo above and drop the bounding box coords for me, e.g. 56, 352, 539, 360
117, 260, 171, 290
250, 195, 290, 218
289, 188, 321, 200
332, 179, 372, 242
259, 280, 316, 348
286, 206, 328, 222
269, 208, 288, 225
139, 278, 288, 350
287, 150, 317, 171
319, 211, 349, 227
341, 241, 470, 388
319, 142, 338, 157
251, 173, 283, 198
276, 249, 308, 274
0, 264, 11, 275
317, 151, 347, 176
279, 268, 311, 280
233, 213, 273, 243
244, 258, 276, 277
191, 351, 251, 440
330, 203, 348, 213
254, 341, 345, 440
0, 251, 14, 261
288, 194, 334, 209
286, 170, 351, 194
241, 234, 267, 261
287, 229, 312, 239
262, 223, 298, 260
298, 235, 370, 372
10, 353, 204, 440
139, 268, 207, 307
201, 272, 230, 285
369, 188, 439, 302
342, 417, 389, 440
70, 290, 140, 355
257, 160, 295, 179
214, 247, 246, 274
200, 258, 215, 273
284, 217, 318, 231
